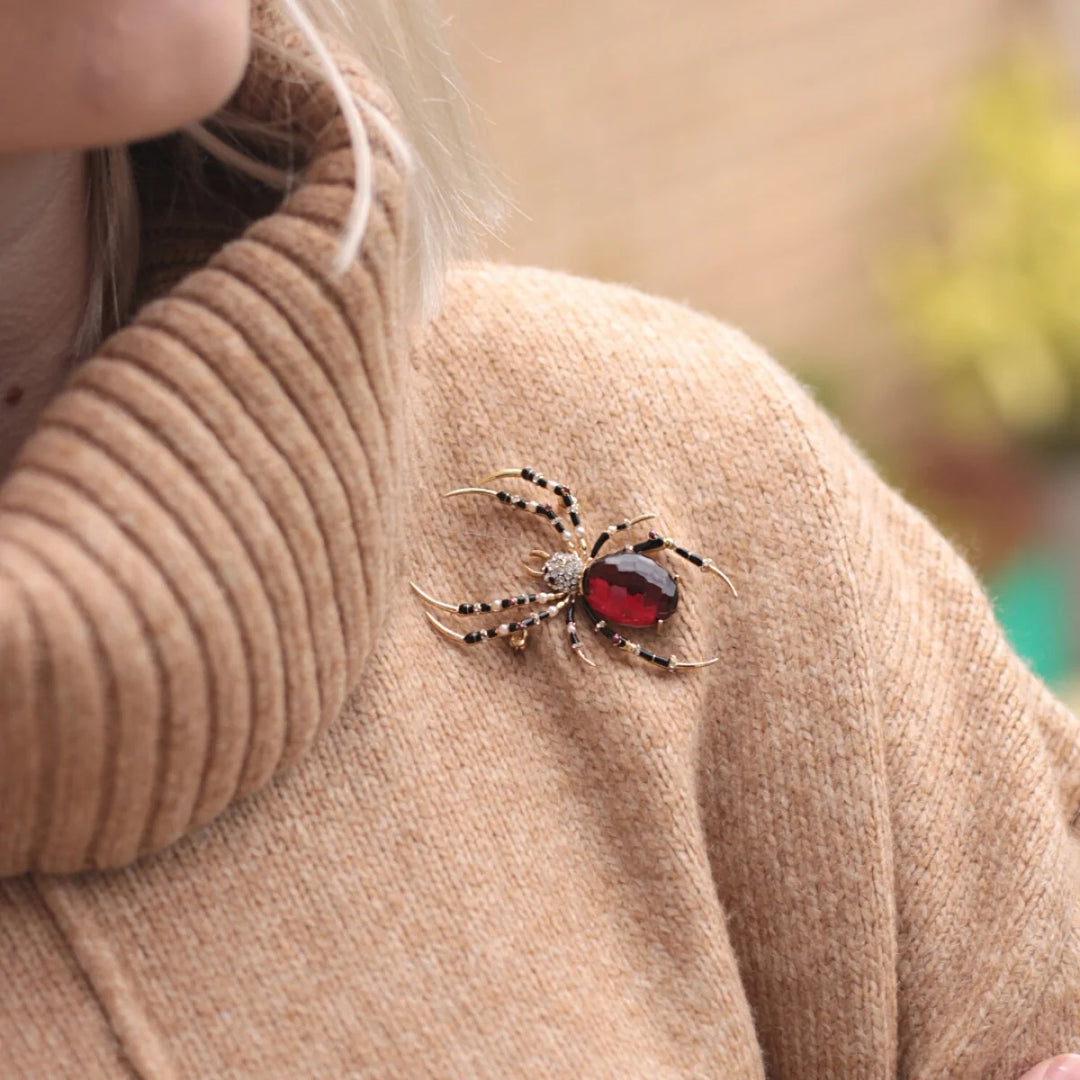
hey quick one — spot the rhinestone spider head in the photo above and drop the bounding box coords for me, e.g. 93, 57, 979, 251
542, 551, 584, 593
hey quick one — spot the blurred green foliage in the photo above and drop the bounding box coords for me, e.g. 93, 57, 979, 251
888, 49, 1080, 451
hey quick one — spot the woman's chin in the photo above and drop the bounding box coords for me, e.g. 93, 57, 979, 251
0, 0, 253, 153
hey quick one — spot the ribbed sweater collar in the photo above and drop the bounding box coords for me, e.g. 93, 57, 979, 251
0, 7, 412, 873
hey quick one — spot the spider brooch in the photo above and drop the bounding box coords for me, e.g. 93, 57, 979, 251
411, 467, 737, 672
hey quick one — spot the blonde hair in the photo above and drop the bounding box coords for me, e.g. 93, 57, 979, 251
76, 0, 502, 357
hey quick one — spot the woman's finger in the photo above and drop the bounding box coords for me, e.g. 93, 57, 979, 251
1018, 1054, 1080, 1080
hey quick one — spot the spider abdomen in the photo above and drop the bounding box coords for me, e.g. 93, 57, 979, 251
582, 552, 679, 628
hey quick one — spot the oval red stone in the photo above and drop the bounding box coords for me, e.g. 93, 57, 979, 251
582, 552, 679, 628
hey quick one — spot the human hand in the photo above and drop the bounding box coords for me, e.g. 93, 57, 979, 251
1019, 1055, 1080, 1080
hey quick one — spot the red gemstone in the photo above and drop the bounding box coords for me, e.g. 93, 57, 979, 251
582, 552, 679, 628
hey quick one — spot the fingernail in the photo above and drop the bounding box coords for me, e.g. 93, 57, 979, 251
1045, 1055, 1080, 1080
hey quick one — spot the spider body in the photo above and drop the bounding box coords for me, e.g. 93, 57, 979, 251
411, 467, 737, 672
581, 551, 679, 628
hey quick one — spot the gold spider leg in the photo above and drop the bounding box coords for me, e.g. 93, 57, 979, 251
424, 596, 570, 647
443, 487, 578, 553
588, 513, 658, 559
522, 549, 552, 578
563, 598, 597, 668
410, 581, 566, 617
582, 605, 719, 671
631, 532, 737, 598
476, 467, 590, 555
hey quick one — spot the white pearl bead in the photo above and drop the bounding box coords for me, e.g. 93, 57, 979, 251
546, 606, 559, 617
496, 624, 510, 637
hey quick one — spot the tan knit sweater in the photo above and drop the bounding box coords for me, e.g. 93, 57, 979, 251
0, 14, 1078, 1080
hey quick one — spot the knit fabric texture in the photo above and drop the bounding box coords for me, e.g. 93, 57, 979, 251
1, 10, 1079, 1080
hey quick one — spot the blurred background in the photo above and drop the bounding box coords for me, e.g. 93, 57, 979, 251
445, 0, 1080, 703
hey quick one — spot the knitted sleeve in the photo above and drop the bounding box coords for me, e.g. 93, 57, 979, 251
676, 315, 1080, 1078
810, 386, 1080, 1077
0, 125, 407, 878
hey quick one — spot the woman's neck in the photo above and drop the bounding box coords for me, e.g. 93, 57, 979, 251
0, 149, 88, 477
